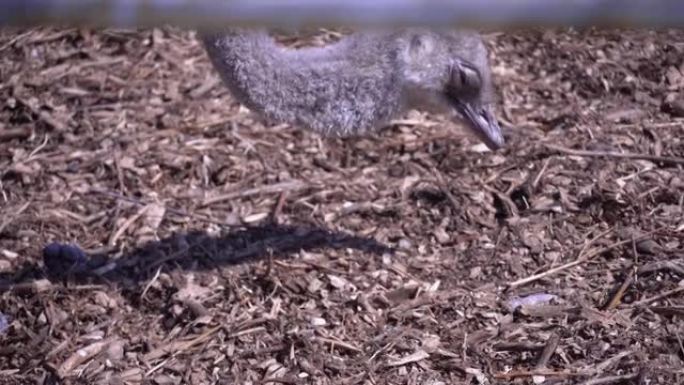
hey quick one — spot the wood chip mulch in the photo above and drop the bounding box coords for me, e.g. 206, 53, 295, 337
1, 26, 683, 385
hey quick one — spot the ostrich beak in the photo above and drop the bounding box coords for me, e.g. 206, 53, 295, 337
453, 102, 505, 151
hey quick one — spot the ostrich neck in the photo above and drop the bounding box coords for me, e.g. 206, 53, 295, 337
200, 29, 405, 136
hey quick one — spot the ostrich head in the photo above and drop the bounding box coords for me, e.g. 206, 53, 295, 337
399, 29, 504, 150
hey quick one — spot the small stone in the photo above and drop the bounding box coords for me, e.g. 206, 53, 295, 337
310, 317, 327, 326
242, 212, 269, 223
106, 340, 125, 363
327, 274, 349, 290
307, 277, 323, 293
0, 260, 11, 272
506, 293, 558, 312
433, 227, 450, 244
1, 249, 18, 259
397, 238, 412, 250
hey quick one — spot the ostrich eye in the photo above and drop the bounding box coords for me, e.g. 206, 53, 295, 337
450, 61, 482, 93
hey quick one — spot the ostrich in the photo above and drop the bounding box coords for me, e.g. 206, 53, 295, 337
200, 28, 504, 150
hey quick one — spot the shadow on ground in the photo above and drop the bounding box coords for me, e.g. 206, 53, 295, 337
1, 223, 393, 291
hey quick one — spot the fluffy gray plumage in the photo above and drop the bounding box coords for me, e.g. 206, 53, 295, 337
200, 28, 504, 149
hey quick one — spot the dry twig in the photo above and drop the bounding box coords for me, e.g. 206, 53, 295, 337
579, 372, 640, 385
546, 143, 684, 166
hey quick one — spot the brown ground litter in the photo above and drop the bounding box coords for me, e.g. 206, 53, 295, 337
1, 26, 683, 384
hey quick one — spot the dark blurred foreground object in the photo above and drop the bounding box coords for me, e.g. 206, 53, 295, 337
43, 242, 89, 279
2, 0, 684, 29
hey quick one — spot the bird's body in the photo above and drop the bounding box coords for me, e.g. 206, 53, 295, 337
201, 28, 504, 149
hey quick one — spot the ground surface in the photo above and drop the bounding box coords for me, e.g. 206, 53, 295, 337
0, 27, 683, 385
